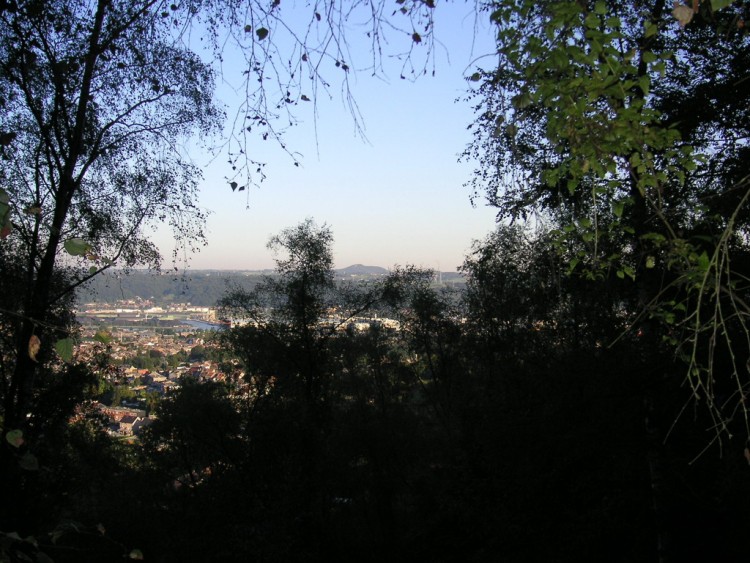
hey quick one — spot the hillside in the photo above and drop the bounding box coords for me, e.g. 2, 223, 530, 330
78, 265, 432, 306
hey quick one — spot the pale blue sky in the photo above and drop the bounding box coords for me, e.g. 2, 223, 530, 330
160, 2, 500, 272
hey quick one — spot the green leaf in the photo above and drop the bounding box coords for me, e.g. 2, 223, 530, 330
94, 330, 112, 344
511, 92, 531, 109
613, 201, 624, 218
710, 0, 734, 10
594, 1, 607, 15
646, 255, 656, 269
255, 27, 269, 40
639, 75, 650, 95
6, 429, 23, 448
605, 16, 621, 28
697, 251, 710, 271
129, 549, 144, 560
19, 452, 39, 471
55, 338, 74, 363
644, 22, 658, 38
469, 72, 482, 82
63, 238, 91, 257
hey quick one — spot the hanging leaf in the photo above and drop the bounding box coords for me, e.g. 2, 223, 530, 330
412, 32, 422, 43
0, 188, 11, 238
244, 24, 251, 33
63, 238, 91, 256
696, 251, 710, 271
19, 452, 39, 471
129, 549, 144, 560
639, 75, 650, 96
6, 429, 23, 448
28, 334, 41, 362
256, 27, 269, 40
55, 338, 74, 362
0, 131, 16, 146
94, 330, 112, 344
710, 0, 733, 10
672, 3, 694, 27
230, 181, 238, 191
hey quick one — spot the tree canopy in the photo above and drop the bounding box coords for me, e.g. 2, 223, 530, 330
0, 0, 443, 538
466, 0, 750, 440
2, 1, 750, 560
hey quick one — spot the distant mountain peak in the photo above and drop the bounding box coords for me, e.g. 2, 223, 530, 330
336, 264, 389, 276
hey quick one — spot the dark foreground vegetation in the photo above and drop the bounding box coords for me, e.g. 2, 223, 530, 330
2, 1, 750, 561
3, 220, 750, 562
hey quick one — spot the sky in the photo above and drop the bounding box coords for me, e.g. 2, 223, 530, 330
158, 2, 501, 272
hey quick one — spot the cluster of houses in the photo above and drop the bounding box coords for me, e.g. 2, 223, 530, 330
93, 361, 237, 438
97, 405, 151, 437
72, 320, 239, 437
75, 303, 401, 438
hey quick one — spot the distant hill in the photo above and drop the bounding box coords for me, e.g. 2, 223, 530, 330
77, 265, 464, 306
335, 264, 389, 276
78, 270, 264, 306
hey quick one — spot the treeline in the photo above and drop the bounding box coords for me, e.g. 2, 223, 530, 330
77, 270, 432, 307
7, 221, 748, 563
